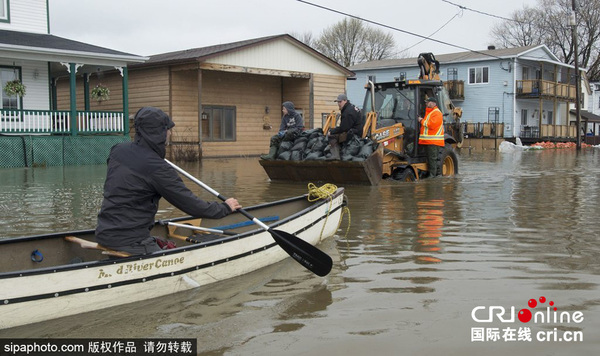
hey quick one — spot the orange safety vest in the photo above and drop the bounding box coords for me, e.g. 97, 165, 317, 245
419, 107, 445, 147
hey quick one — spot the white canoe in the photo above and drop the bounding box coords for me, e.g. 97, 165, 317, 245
0, 188, 345, 329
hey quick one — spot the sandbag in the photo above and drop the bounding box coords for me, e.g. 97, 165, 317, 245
356, 140, 375, 158
305, 151, 324, 160
290, 150, 304, 161
311, 136, 328, 152
291, 138, 308, 151
306, 137, 320, 150
277, 141, 293, 156
306, 128, 324, 140
341, 136, 361, 156
277, 151, 292, 160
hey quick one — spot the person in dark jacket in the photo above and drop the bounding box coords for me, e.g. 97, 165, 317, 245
95, 107, 241, 255
327, 94, 363, 160
260, 101, 304, 160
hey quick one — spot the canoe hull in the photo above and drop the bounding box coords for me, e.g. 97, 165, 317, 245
0, 188, 345, 329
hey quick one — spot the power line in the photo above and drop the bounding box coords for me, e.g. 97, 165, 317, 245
441, 0, 526, 24
403, 9, 463, 52
295, 0, 504, 60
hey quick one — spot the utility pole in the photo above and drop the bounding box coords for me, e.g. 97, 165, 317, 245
571, 0, 582, 150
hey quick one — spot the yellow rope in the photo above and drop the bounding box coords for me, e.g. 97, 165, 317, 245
307, 183, 352, 241
307, 183, 338, 202
340, 205, 351, 238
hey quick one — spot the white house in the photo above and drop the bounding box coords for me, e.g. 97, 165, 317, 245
0, 0, 146, 167
348, 45, 585, 141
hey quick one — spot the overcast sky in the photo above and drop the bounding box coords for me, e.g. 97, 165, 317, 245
49, 0, 539, 58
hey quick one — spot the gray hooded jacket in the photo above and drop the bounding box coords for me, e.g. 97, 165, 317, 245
95, 107, 232, 249
279, 101, 304, 132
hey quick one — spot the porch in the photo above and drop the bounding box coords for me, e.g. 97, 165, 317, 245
1, 109, 125, 134
459, 122, 578, 142
443, 80, 464, 101
516, 79, 576, 101
519, 124, 578, 139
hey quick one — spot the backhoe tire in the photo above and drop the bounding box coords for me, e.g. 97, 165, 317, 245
439, 146, 459, 176
393, 168, 416, 182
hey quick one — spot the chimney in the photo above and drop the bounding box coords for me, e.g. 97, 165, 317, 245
488, 45, 496, 50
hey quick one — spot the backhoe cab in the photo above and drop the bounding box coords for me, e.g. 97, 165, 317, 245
359, 77, 462, 181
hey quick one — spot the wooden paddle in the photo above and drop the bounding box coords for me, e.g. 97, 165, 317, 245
164, 159, 333, 277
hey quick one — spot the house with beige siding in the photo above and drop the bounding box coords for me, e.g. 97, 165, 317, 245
64, 34, 354, 158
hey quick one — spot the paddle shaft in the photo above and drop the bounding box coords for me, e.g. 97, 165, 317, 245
165, 159, 269, 230
167, 222, 236, 235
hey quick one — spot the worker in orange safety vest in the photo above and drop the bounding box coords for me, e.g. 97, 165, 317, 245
418, 97, 445, 177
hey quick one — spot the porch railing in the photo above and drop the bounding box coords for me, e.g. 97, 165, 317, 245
0, 109, 124, 134
515, 80, 575, 101
520, 124, 577, 138
458, 122, 577, 139
461, 122, 505, 138
443, 80, 465, 101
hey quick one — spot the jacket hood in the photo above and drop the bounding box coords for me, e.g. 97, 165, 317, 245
282, 101, 296, 115
134, 107, 175, 158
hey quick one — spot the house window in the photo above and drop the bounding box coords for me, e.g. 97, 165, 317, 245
598, 96, 600, 109
546, 111, 553, 125
0, 0, 9, 23
201, 105, 236, 141
447, 68, 458, 81
1, 66, 21, 110
521, 109, 528, 125
469, 67, 489, 84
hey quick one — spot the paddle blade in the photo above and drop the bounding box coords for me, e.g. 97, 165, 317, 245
269, 229, 333, 277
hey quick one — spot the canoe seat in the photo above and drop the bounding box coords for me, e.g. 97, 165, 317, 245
64, 236, 131, 258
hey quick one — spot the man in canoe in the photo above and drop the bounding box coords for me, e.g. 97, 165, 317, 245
95, 107, 241, 255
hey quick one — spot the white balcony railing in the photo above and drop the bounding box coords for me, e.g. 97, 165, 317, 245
0, 109, 124, 134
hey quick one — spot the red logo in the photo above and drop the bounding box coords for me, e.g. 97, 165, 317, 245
518, 296, 557, 323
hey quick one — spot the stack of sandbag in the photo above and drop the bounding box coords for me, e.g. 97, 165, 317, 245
276, 128, 376, 161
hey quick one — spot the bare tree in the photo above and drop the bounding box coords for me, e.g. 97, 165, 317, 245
315, 18, 396, 67
491, 0, 600, 80
289, 31, 317, 48
361, 28, 396, 62
315, 18, 365, 67
491, 6, 544, 48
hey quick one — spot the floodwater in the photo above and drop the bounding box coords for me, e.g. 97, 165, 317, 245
1, 149, 600, 355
